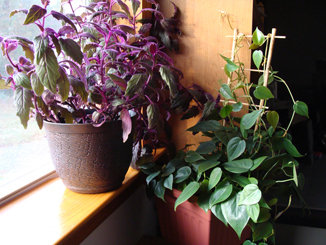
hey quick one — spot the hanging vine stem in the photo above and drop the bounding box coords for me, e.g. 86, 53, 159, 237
274, 75, 297, 136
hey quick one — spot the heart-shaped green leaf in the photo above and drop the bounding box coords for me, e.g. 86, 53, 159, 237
174, 166, 192, 183
208, 167, 222, 190
293, 101, 309, 118
267, 111, 279, 130
174, 181, 200, 210
196, 140, 216, 154
240, 110, 262, 130
163, 174, 173, 190
252, 50, 263, 69
239, 184, 262, 205
220, 105, 233, 118
145, 170, 160, 185
209, 181, 233, 207
211, 204, 228, 226
252, 27, 265, 46
185, 151, 205, 163
251, 156, 268, 171
221, 193, 250, 238
154, 179, 165, 201
220, 84, 235, 100
283, 138, 303, 157
232, 102, 243, 112
224, 159, 253, 174
254, 86, 274, 100
227, 137, 246, 161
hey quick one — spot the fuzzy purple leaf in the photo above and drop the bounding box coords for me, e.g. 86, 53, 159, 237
121, 108, 132, 143
139, 23, 152, 35
58, 26, 75, 36
50, 10, 78, 33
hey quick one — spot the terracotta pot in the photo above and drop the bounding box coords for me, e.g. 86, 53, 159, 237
155, 189, 251, 245
44, 120, 133, 194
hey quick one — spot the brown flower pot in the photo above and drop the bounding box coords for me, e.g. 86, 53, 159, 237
44, 120, 133, 194
155, 189, 251, 245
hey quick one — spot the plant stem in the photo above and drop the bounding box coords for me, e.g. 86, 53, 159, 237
274, 75, 296, 136
283, 111, 295, 136
275, 76, 295, 103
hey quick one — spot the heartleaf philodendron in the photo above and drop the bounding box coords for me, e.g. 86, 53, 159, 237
142, 27, 307, 244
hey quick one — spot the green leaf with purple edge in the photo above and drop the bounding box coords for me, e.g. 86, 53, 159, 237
59, 38, 83, 64
35, 48, 60, 94
14, 87, 33, 129
117, 0, 131, 18
13, 72, 31, 90
147, 104, 160, 129
57, 67, 70, 102
159, 65, 178, 98
125, 73, 147, 97
131, 0, 141, 15
24, 5, 47, 25
30, 73, 43, 96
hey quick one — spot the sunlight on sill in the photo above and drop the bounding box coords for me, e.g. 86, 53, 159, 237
0, 167, 142, 245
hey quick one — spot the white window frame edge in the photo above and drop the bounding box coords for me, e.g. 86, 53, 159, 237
0, 171, 58, 206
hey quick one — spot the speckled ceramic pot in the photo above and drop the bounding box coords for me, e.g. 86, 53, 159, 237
43, 120, 133, 194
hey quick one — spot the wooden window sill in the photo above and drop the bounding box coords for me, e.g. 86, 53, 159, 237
0, 167, 143, 245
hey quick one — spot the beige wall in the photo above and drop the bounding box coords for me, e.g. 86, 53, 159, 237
159, 0, 254, 149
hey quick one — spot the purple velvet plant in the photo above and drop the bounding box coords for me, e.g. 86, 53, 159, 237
0, 0, 214, 157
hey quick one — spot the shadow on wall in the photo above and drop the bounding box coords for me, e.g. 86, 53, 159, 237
276, 224, 326, 245
81, 185, 158, 245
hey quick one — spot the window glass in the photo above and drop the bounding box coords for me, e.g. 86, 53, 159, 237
0, 0, 61, 199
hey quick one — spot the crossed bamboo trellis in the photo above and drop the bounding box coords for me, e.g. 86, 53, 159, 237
221, 27, 285, 131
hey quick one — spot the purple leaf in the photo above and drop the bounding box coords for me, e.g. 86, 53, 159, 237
79, 32, 97, 40
139, 23, 152, 35
116, 0, 131, 18
144, 0, 158, 4
157, 51, 174, 66
89, 22, 107, 36
24, 5, 47, 25
121, 108, 132, 143
50, 10, 78, 33
45, 28, 56, 35
58, 26, 75, 36
111, 11, 128, 19
6, 42, 18, 53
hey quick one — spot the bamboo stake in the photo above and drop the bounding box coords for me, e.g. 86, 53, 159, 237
254, 28, 277, 132
223, 29, 238, 126
221, 67, 273, 73
220, 99, 269, 109
226, 35, 286, 39
227, 28, 238, 85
